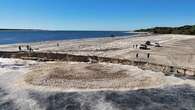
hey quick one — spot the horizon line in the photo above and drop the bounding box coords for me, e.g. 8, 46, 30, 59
0, 28, 133, 32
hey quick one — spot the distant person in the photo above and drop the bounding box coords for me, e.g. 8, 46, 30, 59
57, 43, 60, 47
147, 53, 150, 59
136, 44, 138, 48
26, 45, 30, 50
136, 53, 139, 58
29, 47, 33, 52
18, 45, 22, 51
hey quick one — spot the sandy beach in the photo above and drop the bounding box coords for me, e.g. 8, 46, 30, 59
1, 34, 195, 68
1, 34, 195, 109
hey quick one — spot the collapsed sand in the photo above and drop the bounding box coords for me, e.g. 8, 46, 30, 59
25, 62, 182, 90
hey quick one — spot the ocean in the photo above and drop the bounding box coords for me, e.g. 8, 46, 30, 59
0, 30, 136, 44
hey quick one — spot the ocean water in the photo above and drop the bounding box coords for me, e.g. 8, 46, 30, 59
0, 31, 136, 44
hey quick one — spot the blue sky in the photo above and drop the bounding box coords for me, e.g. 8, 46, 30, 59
0, 0, 195, 30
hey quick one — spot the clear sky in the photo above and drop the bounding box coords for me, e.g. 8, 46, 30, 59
0, 0, 195, 30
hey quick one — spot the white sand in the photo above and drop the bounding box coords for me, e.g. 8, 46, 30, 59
1, 34, 195, 109
1, 34, 195, 68
0, 58, 41, 110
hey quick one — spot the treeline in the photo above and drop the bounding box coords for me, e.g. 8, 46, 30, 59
135, 25, 195, 35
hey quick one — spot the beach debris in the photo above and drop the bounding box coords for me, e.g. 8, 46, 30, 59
88, 57, 98, 63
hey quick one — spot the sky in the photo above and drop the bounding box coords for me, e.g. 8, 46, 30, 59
0, 0, 195, 31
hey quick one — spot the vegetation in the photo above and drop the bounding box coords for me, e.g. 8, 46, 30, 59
135, 25, 195, 35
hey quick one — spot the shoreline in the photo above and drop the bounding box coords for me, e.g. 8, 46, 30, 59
1, 34, 195, 109
1, 34, 195, 67
0, 31, 140, 45
0, 32, 145, 46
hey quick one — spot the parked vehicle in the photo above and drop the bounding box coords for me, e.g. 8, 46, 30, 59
154, 43, 161, 47
139, 44, 149, 50
145, 41, 151, 45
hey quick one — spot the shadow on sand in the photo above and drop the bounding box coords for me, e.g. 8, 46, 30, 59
0, 88, 17, 110
29, 84, 195, 110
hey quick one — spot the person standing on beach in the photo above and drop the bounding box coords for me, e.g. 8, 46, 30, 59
26, 45, 30, 51
29, 47, 33, 52
136, 44, 138, 48
147, 53, 150, 59
136, 53, 139, 58
18, 45, 22, 51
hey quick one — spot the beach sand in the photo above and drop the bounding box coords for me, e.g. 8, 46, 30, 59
1, 34, 195, 109
1, 34, 195, 68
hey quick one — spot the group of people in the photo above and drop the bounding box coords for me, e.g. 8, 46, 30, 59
18, 45, 33, 52
18, 42, 60, 52
133, 44, 138, 49
133, 43, 151, 59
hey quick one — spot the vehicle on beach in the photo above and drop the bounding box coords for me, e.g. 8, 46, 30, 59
0, 0, 195, 109
154, 42, 161, 47
139, 44, 150, 50
145, 41, 151, 45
